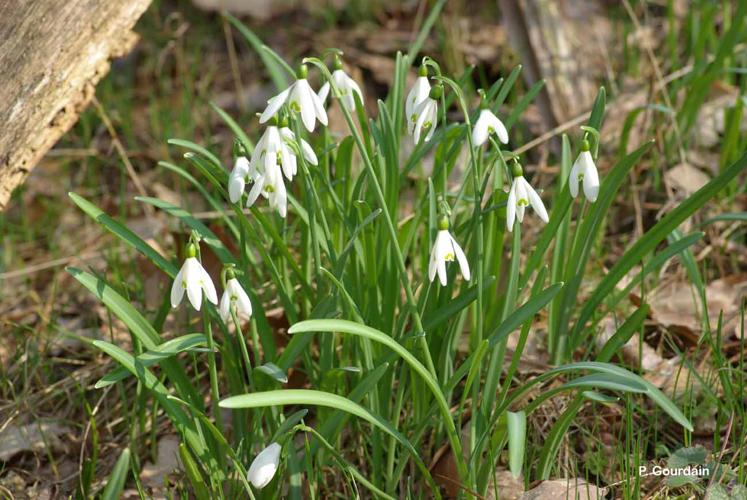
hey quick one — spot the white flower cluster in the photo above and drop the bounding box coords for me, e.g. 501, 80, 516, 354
170, 243, 252, 324
229, 58, 361, 218
168, 57, 603, 489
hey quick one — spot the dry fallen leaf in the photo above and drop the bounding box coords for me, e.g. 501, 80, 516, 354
649, 276, 747, 338
0, 422, 72, 461
664, 163, 710, 195
520, 479, 607, 499
140, 435, 182, 489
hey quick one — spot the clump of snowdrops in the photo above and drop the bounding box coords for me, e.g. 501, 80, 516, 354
69, 19, 747, 498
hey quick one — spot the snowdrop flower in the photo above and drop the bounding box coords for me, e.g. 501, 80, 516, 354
317, 55, 363, 112
506, 162, 549, 232
428, 217, 470, 286
472, 108, 508, 146
247, 152, 287, 218
279, 124, 318, 172
247, 442, 281, 489
228, 156, 251, 203
569, 139, 600, 202
259, 64, 327, 133
170, 244, 218, 310
405, 65, 431, 136
250, 123, 296, 181
219, 274, 252, 324
411, 84, 442, 144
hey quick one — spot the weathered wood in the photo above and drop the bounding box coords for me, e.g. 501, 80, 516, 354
499, 0, 612, 128
0, 0, 152, 209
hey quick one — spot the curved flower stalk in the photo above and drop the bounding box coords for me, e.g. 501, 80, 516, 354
411, 84, 442, 144
317, 55, 363, 112
405, 65, 431, 136
170, 243, 218, 310
247, 152, 288, 218
219, 274, 252, 324
247, 442, 281, 489
260, 64, 328, 133
507, 162, 549, 232
569, 139, 600, 202
472, 108, 509, 146
428, 217, 470, 286
228, 156, 251, 203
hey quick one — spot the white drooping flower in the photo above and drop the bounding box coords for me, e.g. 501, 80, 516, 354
405, 67, 431, 136
472, 108, 509, 146
411, 84, 442, 144
219, 277, 252, 324
228, 156, 251, 204
318, 57, 363, 112
170, 245, 218, 311
250, 125, 296, 181
259, 64, 328, 133
569, 140, 600, 202
247, 442, 281, 489
506, 165, 549, 232
279, 126, 318, 172
246, 152, 288, 218
428, 219, 470, 286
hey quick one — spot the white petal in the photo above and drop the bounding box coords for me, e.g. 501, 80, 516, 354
424, 101, 437, 142
280, 145, 295, 180
406, 77, 430, 132
259, 87, 291, 124
234, 282, 253, 317
515, 179, 527, 222
450, 234, 470, 281
428, 243, 439, 282
170, 265, 185, 308
295, 82, 316, 132
309, 85, 328, 126
246, 175, 264, 207
413, 99, 433, 144
198, 265, 218, 305
317, 81, 330, 105
580, 151, 600, 202
184, 258, 203, 310
300, 139, 318, 165
346, 76, 364, 111
247, 443, 281, 489
219, 290, 232, 323
523, 178, 549, 223
437, 257, 447, 286
506, 180, 517, 232
569, 157, 582, 198
485, 111, 508, 144
275, 175, 287, 218
472, 112, 489, 146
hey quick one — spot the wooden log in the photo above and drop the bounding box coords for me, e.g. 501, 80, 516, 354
0, 0, 152, 209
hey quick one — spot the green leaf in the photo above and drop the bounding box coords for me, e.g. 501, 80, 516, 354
571, 151, 747, 350
271, 409, 309, 442
210, 102, 255, 154
69, 193, 177, 277
101, 448, 130, 500
561, 373, 647, 393
255, 362, 289, 384
95, 334, 207, 388
507, 411, 526, 479
219, 389, 438, 494
224, 13, 291, 90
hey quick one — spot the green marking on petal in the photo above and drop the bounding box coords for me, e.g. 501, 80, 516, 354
444, 252, 455, 262
518, 198, 529, 207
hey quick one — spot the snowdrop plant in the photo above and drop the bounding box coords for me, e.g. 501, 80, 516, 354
317, 55, 363, 112
247, 442, 282, 489
506, 161, 549, 231
260, 64, 328, 132
170, 243, 218, 310
428, 217, 470, 286
67, 17, 725, 499
569, 138, 600, 202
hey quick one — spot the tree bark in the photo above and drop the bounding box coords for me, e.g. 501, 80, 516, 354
0, 0, 152, 209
